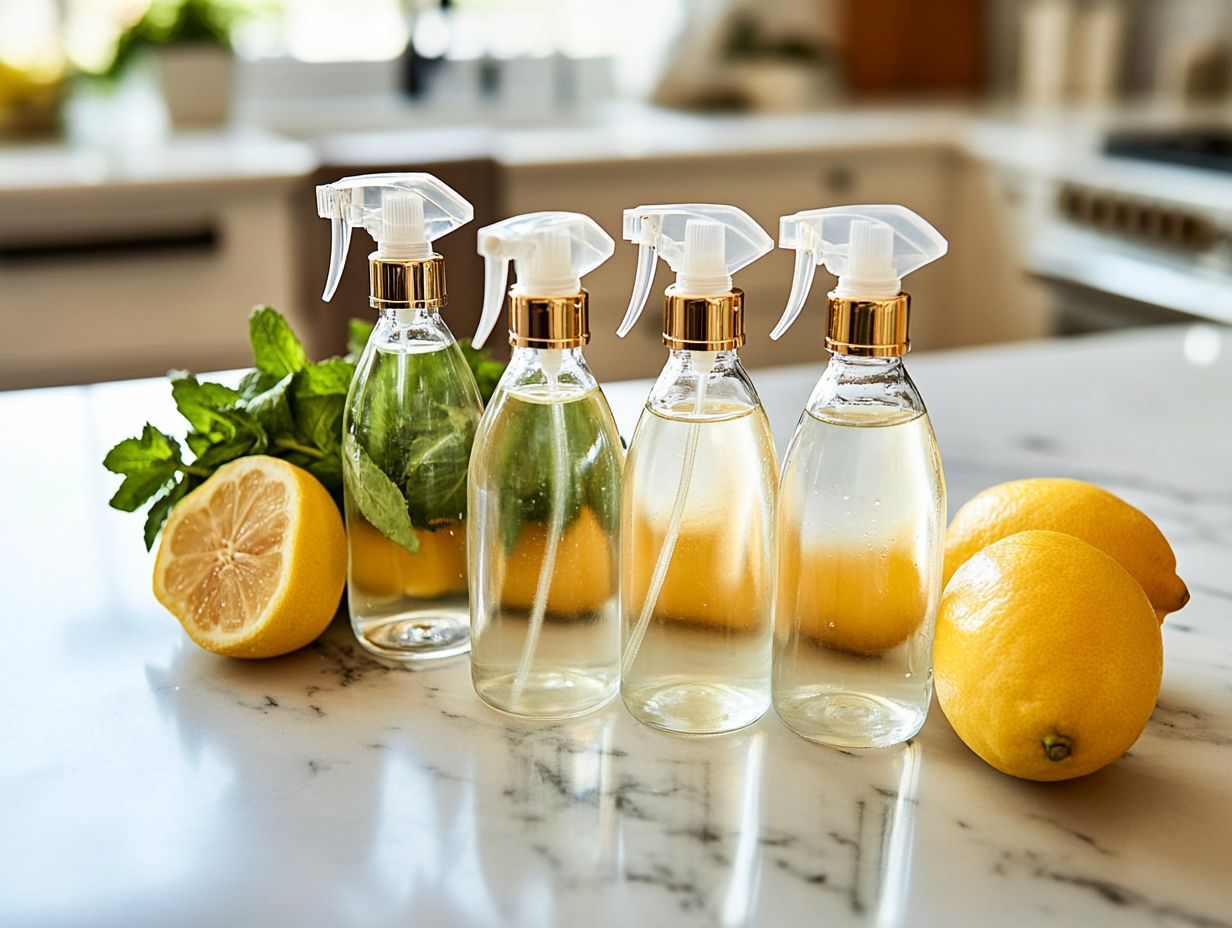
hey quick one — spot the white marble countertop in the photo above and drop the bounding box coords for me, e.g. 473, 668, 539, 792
0, 128, 315, 198
2, 326, 1230, 927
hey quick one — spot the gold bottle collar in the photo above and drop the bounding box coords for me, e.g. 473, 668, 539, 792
509, 291, 590, 349
825, 292, 910, 357
369, 254, 447, 310
662, 287, 744, 352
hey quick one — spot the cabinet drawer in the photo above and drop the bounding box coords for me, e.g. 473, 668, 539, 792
0, 184, 303, 389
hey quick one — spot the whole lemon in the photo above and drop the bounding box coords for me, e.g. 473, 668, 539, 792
944, 478, 1188, 621
935, 530, 1162, 781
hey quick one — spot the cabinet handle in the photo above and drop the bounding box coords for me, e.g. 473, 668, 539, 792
0, 226, 219, 264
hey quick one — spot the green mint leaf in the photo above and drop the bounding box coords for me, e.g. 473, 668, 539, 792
297, 452, 343, 498
347, 318, 375, 360
103, 423, 179, 474
237, 368, 280, 402
109, 471, 176, 513
169, 371, 241, 436
103, 424, 183, 512
296, 357, 354, 397
185, 431, 217, 457
402, 406, 474, 527
246, 372, 295, 438
210, 407, 268, 454
343, 433, 419, 554
192, 433, 259, 471
249, 305, 308, 377
290, 358, 353, 456
143, 478, 194, 550
294, 395, 343, 457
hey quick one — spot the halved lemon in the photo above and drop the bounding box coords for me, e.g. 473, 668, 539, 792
153, 456, 347, 658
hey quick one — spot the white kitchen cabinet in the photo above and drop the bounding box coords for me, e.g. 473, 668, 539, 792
945, 157, 1052, 345
0, 136, 312, 390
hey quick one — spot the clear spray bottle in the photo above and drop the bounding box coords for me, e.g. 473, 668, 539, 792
317, 173, 481, 664
617, 204, 778, 735
770, 205, 948, 748
468, 212, 624, 718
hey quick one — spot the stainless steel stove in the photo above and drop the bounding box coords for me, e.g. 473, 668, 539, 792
1026, 130, 1232, 333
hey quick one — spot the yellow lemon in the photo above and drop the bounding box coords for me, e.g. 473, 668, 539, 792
348, 518, 467, 600
944, 478, 1188, 622
626, 515, 772, 631
153, 456, 346, 659
501, 507, 614, 615
777, 538, 926, 655
936, 530, 1163, 781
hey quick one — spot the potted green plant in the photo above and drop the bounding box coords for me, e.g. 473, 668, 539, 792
103, 0, 246, 127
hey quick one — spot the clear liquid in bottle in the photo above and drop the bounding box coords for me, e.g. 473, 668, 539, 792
621, 395, 777, 735
469, 378, 623, 718
773, 404, 945, 748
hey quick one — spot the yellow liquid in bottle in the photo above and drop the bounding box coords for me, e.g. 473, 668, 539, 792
621, 402, 777, 734
469, 385, 623, 719
773, 405, 945, 748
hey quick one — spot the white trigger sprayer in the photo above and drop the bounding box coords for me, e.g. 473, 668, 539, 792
476, 212, 615, 707
770, 204, 948, 340
315, 172, 474, 306
617, 204, 773, 675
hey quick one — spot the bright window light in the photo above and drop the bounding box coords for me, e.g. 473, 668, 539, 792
284, 0, 409, 62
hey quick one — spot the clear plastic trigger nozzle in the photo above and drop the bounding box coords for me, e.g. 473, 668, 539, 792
474, 211, 614, 349
618, 204, 773, 337
771, 204, 946, 340
315, 173, 474, 302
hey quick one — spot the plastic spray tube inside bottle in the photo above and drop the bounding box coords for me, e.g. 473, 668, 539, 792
617, 204, 779, 735
770, 204, 948, 748
468, 212, 624, 718
316, 173, 481, 664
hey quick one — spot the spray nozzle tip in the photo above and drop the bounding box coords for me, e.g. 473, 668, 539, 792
315, 172, 473, 300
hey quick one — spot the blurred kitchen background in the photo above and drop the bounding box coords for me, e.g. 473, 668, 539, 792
3, 0, 1232, 389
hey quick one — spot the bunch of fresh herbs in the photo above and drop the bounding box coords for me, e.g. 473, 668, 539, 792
104, 306, 502, 550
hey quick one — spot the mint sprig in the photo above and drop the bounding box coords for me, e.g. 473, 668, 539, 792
103, 305, 503, 549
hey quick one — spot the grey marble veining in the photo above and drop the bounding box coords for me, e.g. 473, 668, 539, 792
1, 325, 1230, 927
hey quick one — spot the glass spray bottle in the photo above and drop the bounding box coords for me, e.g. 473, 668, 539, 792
617, 205, 778, 735
316, 174, 482, 664
769, 205, 948, 748
467, 212, 623, 718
